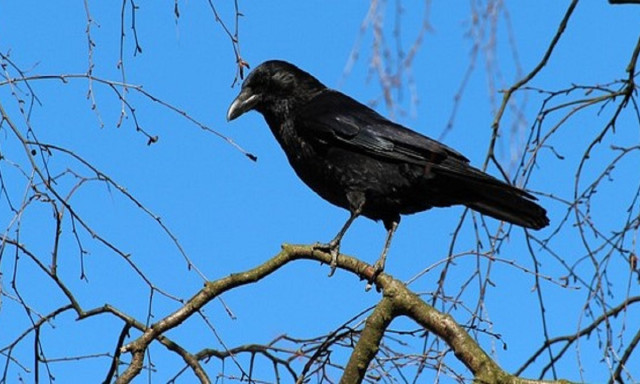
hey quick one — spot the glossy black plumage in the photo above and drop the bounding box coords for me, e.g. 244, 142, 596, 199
227, 60, 549, 274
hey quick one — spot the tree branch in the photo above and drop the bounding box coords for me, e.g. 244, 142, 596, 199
485, 0, 579, 170
115, 243, 575, 383
341, 297, 397, 383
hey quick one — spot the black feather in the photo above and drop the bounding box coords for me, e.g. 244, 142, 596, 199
227, 60, 549, 270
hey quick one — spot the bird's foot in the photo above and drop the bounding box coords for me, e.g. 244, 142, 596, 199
364, 260, 385, 291
313, 240, 340, 277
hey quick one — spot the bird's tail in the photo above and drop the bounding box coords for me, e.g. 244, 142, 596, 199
466, 188, 549, 230
440, 167, 549, 230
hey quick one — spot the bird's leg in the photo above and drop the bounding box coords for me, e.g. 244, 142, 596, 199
366, 218, 400, 290
315, 193, 365, 276
325, 211, 358, 274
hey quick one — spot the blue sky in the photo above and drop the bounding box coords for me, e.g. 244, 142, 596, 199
1, 1, 639, 383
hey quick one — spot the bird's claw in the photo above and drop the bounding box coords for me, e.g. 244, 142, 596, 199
372, 259, 385, 276
364, 261, 384, 291
313, 241, 340, 276
328, 248, 339, 277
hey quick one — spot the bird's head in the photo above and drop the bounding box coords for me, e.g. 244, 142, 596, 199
226, 60, 325, 121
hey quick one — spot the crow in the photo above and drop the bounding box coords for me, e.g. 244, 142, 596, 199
227, 60, 549, 276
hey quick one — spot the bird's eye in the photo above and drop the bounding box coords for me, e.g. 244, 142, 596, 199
273, 72, 296, 87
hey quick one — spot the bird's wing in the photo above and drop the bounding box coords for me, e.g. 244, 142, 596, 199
295, 90, 469, 165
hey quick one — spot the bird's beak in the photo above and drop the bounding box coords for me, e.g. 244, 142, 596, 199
226, 88, 261, 121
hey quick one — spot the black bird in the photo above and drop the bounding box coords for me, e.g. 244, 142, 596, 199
227, 60, 549, 275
